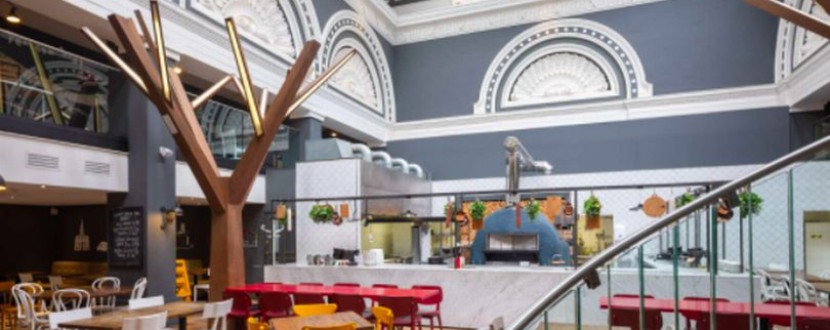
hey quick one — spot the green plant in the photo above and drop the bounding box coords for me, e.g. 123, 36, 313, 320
470, 200, 487, 220
309, 204, 335, 224
676, 193, 695, 208
739, 191, 763, 219
526, 198, 541, 220
584, 195, 602, 218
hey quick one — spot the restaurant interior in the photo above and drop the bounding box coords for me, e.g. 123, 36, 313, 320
1, 0, 830, 329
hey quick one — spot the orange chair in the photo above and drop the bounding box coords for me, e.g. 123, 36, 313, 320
372, 306, 394, 330
608, 294, 663, 330
302, 323, 357, 330
292, 304, 338, 317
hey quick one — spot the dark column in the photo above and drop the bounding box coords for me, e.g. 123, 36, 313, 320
278, 117, 322, 169
107, 83, 177, 300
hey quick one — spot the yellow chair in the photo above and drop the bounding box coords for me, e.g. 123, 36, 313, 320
371, 306, 394, 330
302, 323, 357, 330
292, 304, 338, 317
246, 316, 269, 330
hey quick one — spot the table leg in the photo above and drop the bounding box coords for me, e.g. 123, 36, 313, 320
179, 316, 187, 330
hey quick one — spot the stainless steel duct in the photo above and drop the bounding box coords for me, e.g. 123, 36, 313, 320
350, 143, 372, 162
371, 151, 393, 168
407, 164, 424, 178
390, 158, 409, 173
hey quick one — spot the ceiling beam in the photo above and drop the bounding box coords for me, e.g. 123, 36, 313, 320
745, 0, 830, 39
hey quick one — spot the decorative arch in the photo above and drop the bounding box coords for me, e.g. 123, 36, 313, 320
321, 10, 396, 122
475, 18, 652, 114
775, 0, 828, 81
189, 0, 320, 62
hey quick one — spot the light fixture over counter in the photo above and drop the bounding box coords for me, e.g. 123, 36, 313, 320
0, 174, 6, 191
5, 5, 20, 25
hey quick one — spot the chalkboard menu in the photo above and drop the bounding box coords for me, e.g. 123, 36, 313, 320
109, 207, 144, 268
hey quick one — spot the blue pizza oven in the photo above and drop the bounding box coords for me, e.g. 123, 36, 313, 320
470, 207, 572, 266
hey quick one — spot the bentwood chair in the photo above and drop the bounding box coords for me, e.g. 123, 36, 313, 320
12, 283, 45, 320
608, 294, 663, 330
131, 278, 148, 300
301, 323, 357, 330
412, 285, 443, 330
91, 277, 120, 312
52, 289, 91, 312
1, 281, 18, 330
292, 304, 337, 317
122, 311, 167, 330
47, 308, 92, 330
14, 289, 48, 330
371, 306, 394, 330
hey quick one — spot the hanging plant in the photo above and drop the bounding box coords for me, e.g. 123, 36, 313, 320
526, 198, 541, 220
739, 191, 763, 219
583, 195, 602, 218
274, 204, 288, 226
676, 193, 695, 208
470, 200, 487, 229
309, 204, 335, 224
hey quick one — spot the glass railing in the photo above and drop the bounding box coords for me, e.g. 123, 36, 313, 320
525, 154, 830, 330
0, 28, 118, 133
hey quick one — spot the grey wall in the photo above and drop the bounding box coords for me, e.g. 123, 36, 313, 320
392, 0, 778, 122
386, 107, 791, 180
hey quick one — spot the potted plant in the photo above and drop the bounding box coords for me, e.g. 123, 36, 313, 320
309, 204, 335, 224
739, 191, 763, 219
470, 200, 487, 229
274, 204, 288, 227
584, 195, 602, 229
676, 192, 695, 208
526, 198, 541, 220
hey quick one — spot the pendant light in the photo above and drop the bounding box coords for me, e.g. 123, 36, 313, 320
5, 6, 21, 25
0, 174, 6, 192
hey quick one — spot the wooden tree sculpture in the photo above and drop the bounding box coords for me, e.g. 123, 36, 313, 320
81, 0, 355, 300
745, 0, 830, 39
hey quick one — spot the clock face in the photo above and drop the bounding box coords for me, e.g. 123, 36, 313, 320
5, 59, 111, 132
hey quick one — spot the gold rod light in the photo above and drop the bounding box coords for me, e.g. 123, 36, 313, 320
191, 75, 234, 109
29, 43, 63, 125
285, 49, 356, 118
150, 0, 171, 102
259, 89, 269, 117
225, 18, 263, 136
81, 27, 148, 93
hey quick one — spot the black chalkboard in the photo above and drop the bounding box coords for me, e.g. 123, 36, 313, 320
108, 207, 144, 268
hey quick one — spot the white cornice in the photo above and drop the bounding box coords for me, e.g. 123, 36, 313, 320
345, 0, 670, 45
389, 84, 786, 141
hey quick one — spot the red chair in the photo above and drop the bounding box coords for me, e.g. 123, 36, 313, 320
294, 282, 326, 305
331, 283, 367, 316
412, 285, 443, 330
223, 291, 259, 321
680, 296, 730, 330
370, 284, 399, 307
696, 312, 751, 330
608, 294, 663, 330
376, 296, 416, 330
257, 292, 292, 319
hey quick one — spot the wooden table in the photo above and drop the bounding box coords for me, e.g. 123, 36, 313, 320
269, 312, 372, 330
58, 301, 204, 330
37, 286, 133, 300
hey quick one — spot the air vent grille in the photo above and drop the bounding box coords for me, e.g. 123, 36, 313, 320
26, 153, 59, 170
84, 161, 111, 175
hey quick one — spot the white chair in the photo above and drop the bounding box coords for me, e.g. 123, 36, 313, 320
12, 283, 46, 320
757, 269, 790, 301
14, 289, 48, 330
52, 289, 91, 312
91, 277, 120, 311
796, 279, 820, 304
47, 276, 63, 291
128, 296, 164, 310
18, 273, 34, 283
47, 308, 92, 330
821, 270, 830, 279
202, 299, 232, 330
122, 311, 168, 330
192, 284, 209, 302
131, 278, 148, 300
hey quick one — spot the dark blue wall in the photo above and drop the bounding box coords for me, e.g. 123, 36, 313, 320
386, 107, 791, 180
392, 0, 778, 122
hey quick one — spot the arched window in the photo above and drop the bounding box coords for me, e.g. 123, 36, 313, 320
321, 11, 396, 121
475, 18, 652, 114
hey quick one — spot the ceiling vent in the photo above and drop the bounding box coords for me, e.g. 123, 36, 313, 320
84, 161, 111, 175
26, 153, 59, 170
